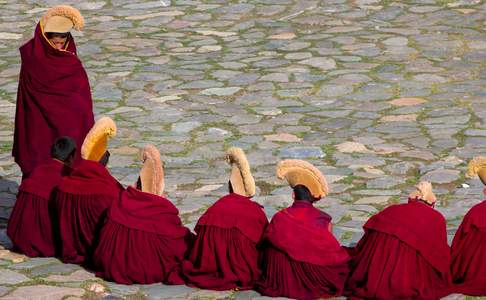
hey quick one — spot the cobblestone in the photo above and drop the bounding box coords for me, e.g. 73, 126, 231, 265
0, 0, 484, 298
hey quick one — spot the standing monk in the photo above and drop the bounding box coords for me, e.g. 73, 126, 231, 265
7, 136, 75, 257
450, 157, 486, 296
94, 145, 194, 285
346, 181, 452, 299
13, 5, 94, 177
182, 147, 268, 290
54, 117, 122, 265
256, 159, 350, 300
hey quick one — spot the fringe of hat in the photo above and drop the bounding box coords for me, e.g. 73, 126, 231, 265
277, 159, 329, 198
467, 156, 486, 178
226, 147, 255, 197
81, 116, 116, 161
41, 5, 84, 31
140, 144, 164, 196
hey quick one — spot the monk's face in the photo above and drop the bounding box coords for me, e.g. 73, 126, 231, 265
47, 33, 68, 50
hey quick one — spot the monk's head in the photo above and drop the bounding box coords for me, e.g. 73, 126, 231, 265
409, 181, 436, 207
41, 5, 84, 50
137, 145, 164, 196
277, 159, 329, 203
292, 184, 320, 203
46, 32, 70, 50
226, 147, 255, 197
51, 136, 76, 167
467, 156, 486, 185
81, 116, 116, 165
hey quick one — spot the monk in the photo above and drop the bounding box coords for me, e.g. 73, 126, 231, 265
13, 5, 94, 176
256, 159, 350, 300
450, 157, 486, 296
54, 117, 122, 264
7, 137, 75, 257
345, 181, 452, 299
94, 145, 193, 284
182, 147, 268, 290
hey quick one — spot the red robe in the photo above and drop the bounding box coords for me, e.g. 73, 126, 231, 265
182, 193, 268, 290
451, 198, 486, 296
256, 201, 350, 300
54, 159, 123, 264
346, 199, 452, 299
13, 23, 94, 175
93, 186, 193, 284
7, 159, 70, 257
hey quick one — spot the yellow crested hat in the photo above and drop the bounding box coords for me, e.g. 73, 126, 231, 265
276, 159, 328, 199
408, 181, 436, 204
81, 117, 116, 162
42, 5, 84, 33
226, 147, 255, 197
467, 156, 486, 185
139, 145, 164, 196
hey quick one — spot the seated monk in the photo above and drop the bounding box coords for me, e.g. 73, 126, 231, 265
7, 136, 76, 257
345, 181, 452, 299
182, 147, 268, 290
450, 157, 486, 296
256, 159, 350, 300
54, 116, 123, 264
93, 145, 194, 285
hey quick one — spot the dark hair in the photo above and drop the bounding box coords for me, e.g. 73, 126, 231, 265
136, 176, 142, 190
51, 136, 76, 162
293, 185, 313, 202
99, 150, 110, 166
228, 180, 234, 194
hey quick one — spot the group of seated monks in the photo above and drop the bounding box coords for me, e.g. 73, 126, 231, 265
6, 116, 486, 300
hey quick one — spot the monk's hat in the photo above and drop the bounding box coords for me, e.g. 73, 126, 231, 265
139, 145, 164, 196
42, 5, 84, 33
226, 147, 255, 197
467, 156, 486, 185
408, 181, 436, 204
81, 117, 117, 162
277, 159, 328, 199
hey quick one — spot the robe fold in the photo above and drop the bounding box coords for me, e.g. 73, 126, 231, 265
182, 193, 268, 290
346, 199, 452, 299
256, 201, 350, 300
54, 159, 123, 264
93, 186, 193, 285
7, 159, 70, 257
13, 23, 94, 175
451, 199, 486, 296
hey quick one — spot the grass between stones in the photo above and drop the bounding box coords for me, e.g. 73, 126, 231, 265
0, 141, 12, 153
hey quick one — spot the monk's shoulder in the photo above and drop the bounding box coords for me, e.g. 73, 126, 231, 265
462, 200, 486, 226
469, 200, 486, 216
23, 160, 64, 186
314, 206, 332, 220
374, 202, 404, 217
206, 194, 264, 217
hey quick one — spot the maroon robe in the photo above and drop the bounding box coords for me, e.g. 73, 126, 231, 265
256, 201, 350, 300
346, 199, 452, 299
7, 159, 70, 257
451, 197, 486, 296
54, 159, 123, 264
182, 193, 268, 290
13, 23, 94, 175
93, 186, 193, 284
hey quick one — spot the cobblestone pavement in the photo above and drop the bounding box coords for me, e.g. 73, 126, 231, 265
0, 0, 485, 299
